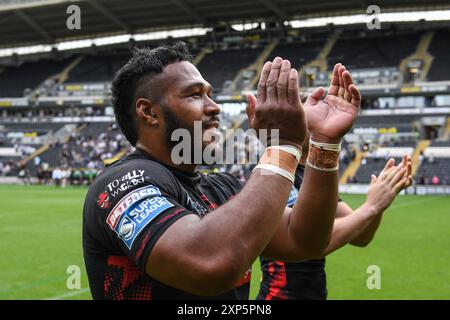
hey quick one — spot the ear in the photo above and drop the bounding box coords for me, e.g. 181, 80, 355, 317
136, 97, 159, 127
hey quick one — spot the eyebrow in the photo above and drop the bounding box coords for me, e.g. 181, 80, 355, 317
181, 81, 212, 94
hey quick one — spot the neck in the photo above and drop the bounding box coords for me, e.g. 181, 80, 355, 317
135, 141, 197, 173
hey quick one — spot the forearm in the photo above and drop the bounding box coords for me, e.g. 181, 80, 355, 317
148, 169, 294, 295
289, 165, 338, 256
324, 202, 380, 255
190, 169, 293, 275
350, 207, 383, 246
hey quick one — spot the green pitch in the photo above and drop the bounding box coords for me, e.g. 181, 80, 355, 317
1, 185, 449, 300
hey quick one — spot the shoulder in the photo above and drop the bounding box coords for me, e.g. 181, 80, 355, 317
87, 156, 182, 210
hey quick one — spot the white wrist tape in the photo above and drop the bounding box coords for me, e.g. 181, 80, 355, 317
309, 139, 341, 152
267, 145, 302, 163
253, 163, 295, 183
306, 160, 339, 172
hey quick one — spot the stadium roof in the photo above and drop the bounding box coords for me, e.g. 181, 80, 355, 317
1, 0, 450, 48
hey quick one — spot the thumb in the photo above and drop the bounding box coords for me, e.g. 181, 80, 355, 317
370, 174, 378, 185
245, 92, 257, 123
305, 87, 325, 106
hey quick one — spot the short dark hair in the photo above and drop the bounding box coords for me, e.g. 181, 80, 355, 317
111, 42, 192, 146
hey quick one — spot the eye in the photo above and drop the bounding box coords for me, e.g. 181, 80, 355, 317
189, 92, 202, 98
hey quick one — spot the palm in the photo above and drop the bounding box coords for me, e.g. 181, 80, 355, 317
305, 95, 359, 140
304, 64, 361, 142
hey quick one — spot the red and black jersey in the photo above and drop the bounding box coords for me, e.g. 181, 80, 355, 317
258, 165, 328, 300
82, 148, 249, 300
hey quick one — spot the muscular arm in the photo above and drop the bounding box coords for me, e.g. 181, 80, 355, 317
262, 166, 338, 261
147, 58, 309, 296
148, 170, 293, 296
262, 64, 361, 262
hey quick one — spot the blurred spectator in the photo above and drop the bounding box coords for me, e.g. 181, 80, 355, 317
52, 167, 62, 186
34, 155, 41, 167
418, 151, 424, 164
432, 175, 440, 185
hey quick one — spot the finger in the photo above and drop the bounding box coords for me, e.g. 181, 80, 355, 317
257, 61, 271, 102
379, 158, 395, 179
338, 66, 346, 98
394, 176, 409, 194
406, 162, 412, 180
406, 174, 413, 188
266, 57, 283, 104
397, 155, 412, 178
342, 70, 353, 102
370, 174, 378, 185
305, 87, 325, 106
328, 63, 341, 96
277, 60, 291, 104
287, 68, 301, 107
389, 167, 407, 188
398, 154, 407, 170
349, 84, 361, 108
406, 156, 412, 178
245, 92, 257, 126
396, 155, 410, 171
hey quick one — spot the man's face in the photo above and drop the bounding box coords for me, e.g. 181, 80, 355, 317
156, 61, 222, 160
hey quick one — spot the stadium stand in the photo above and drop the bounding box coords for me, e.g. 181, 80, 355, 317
266, 38, 325, 70
196, 47, 263, 92
353, 115, 421, 133
327, 30, 420, 70
0, 18, 448, 193
415, 140, 450, 185
66, 52, 131, 83
427, 28, 450, 81
0, 57, 72, 97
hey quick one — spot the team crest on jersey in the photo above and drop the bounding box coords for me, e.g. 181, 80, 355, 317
107, 185, 174, 249
97, 192, 110, 209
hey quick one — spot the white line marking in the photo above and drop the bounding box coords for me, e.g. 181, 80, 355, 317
44, 288, 89, 300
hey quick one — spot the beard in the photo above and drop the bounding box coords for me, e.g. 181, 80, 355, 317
161, 105, 222, 165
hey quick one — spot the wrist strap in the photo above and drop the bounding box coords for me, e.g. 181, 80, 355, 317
307, 139, 340, 171
253, 164, 295, 183
306, 160, 339, 172
309, 139, 341, 152
267, 145, 302, 163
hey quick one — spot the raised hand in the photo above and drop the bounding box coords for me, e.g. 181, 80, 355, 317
304, 64, 361, 143
366, 155, 413, 213
246, 57, 307, 149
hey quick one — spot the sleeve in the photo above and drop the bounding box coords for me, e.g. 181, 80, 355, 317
101, 162, 196, 271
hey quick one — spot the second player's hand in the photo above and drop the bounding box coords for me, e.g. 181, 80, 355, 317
366, 155, 413, 214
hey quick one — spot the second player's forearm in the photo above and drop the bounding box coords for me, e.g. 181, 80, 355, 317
289, 165, 339, 256
350, 205, 384, 246
324, 202, 378, 255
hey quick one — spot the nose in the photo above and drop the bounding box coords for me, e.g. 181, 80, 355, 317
204, 96, 221, 116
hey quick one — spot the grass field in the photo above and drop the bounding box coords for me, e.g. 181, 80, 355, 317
1, 184, 449, 300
